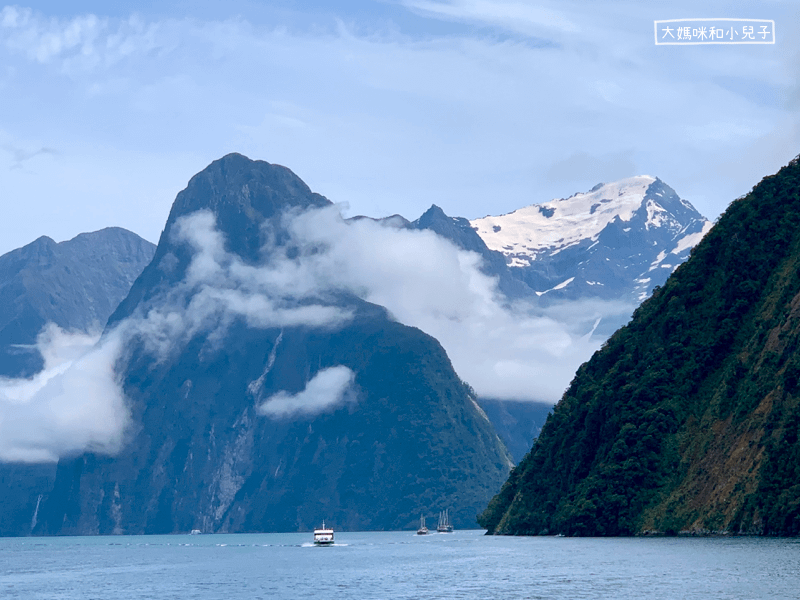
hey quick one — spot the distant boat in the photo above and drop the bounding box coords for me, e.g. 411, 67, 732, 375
313, 521, 335, 546
437, 509, 453, 533
189, 529, 202, 535
417, 514, 429, 535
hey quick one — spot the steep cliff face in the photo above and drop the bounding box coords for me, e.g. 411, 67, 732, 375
37, 154, 512, 535
479, 155, 800, 536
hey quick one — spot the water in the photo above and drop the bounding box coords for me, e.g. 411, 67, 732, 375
1, 530, 798, 599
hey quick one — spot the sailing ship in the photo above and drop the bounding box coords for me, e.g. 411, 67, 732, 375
417, 514, 429, 535
437, 509, 453, 533
313, 521, 335, 545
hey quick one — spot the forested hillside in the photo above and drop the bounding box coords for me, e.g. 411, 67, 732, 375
479, 155, 800, 536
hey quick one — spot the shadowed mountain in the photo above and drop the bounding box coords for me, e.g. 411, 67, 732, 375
411, 205, 534, 299
36, 153, 512, 535
477, 399, 552, 464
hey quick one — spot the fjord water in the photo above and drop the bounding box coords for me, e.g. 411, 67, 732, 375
1, 531, 797, 599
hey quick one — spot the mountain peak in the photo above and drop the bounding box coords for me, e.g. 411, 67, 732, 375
471, 175, 691, 261
469, 175, 710, 305
26, 235, 57, 252
413, 204, 450, 228
478, 155, 800, 537
168, 154, 330, 226
109, 154, 331, 326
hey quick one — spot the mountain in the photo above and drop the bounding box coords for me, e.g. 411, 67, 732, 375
471, 176, 711, 304
407, 184, 708, 447
411, 205, 534, 299
476, 399, 552, 464
35, 153, 512, 535
0, 228, 155, 377
0, 228, 154, 538
478, 155, 800, 536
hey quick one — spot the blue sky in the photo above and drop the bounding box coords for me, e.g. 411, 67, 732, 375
1, 1, 798, 254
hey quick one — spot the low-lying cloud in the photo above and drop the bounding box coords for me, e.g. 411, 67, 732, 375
0, 324, 129, 463
132, 210, 354, 362
281, 206, 632, 402
162, 206, 634, 403
257, 365, 356, 418
0, 203, 632, 463
163, 206, 632, 403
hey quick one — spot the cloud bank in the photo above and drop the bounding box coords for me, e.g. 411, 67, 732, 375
131, 211, 353, 362
0, 203, 630, 463
281, 206, 629, 402
158, 207, 632, 403
0, 324, 129, 463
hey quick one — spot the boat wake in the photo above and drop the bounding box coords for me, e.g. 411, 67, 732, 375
302, 542, 349, 547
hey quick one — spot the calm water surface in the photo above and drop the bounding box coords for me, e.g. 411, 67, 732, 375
1, 530, 798, 599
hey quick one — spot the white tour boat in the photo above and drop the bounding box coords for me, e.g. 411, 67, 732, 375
313, 521, 335, 545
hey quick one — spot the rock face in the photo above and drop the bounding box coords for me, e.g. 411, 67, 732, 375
479, 156, 800, 536
0, 228, 155, 377
36, 153, 512, 535
471, 176, 711, 304
0, 227, 154, 538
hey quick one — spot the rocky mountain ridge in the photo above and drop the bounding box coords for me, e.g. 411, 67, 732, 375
0, 227, 155, 537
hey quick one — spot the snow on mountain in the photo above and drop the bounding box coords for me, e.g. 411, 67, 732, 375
470, 176, 711, 307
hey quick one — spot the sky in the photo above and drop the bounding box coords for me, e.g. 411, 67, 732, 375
1, 0, 798, 256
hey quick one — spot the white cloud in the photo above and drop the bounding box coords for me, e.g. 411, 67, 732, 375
0, 6, 163, 72
257, 365, 356, 418
0, 324, 129, 463
0, 199, 634, 464
1, 1, 798, 260
279, 205, 634, 402
142, 207, 621, 403
156, 206, 625, 403
128, 210, 354, 363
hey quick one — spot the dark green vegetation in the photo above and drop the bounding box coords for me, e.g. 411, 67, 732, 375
479, 155, 800, 536
36, 154, 512, 534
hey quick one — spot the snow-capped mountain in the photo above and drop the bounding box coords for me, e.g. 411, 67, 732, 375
471, 176, 712, 303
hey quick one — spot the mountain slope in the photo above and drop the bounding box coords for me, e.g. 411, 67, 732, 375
36, 153, 512, 535
479, 155, 800, 536
0, 228, 155, 377
471, 177, 711, 303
